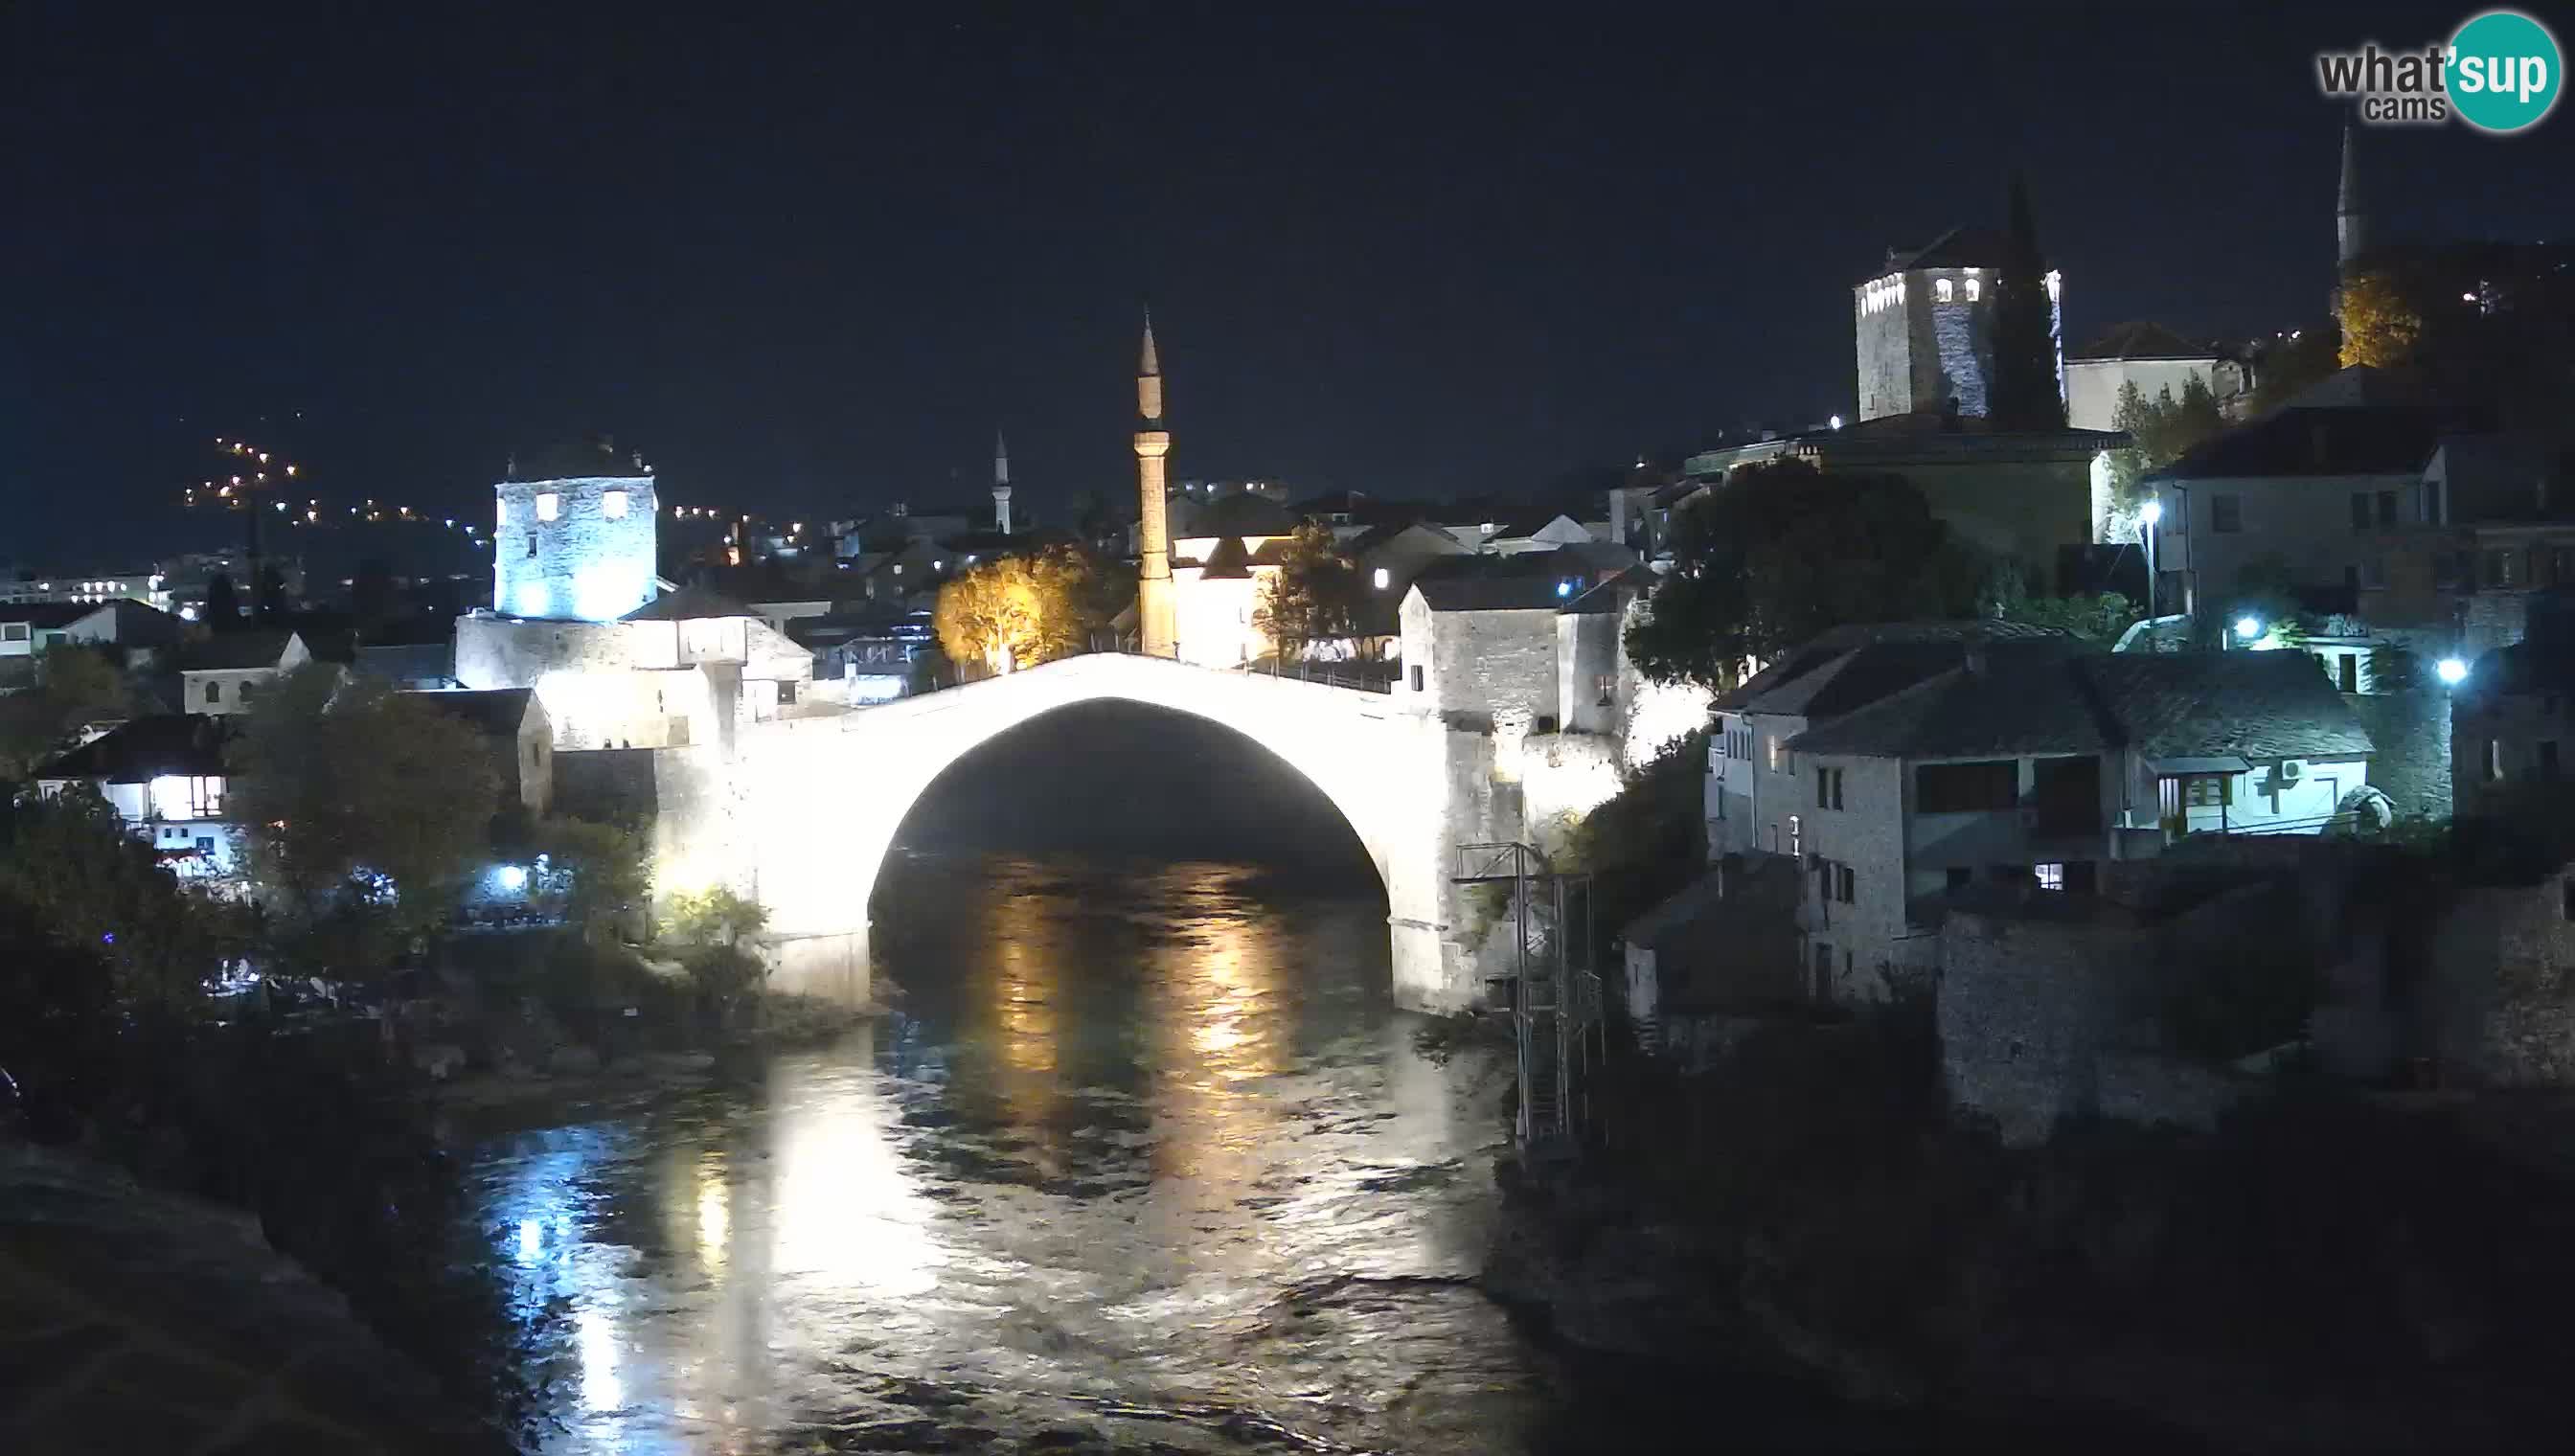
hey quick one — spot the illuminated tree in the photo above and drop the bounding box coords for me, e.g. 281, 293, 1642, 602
1252, 522, 1363, 662
932, 546, 1095, 676
230, 664, 500, 971
2105, 375, 2226, 524
0, 645, 132, 779
2338, 269, 2423, 369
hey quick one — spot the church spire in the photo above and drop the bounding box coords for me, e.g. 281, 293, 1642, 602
2336, 121, 2368, 270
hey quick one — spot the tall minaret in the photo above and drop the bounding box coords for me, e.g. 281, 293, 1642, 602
2336, 122, 2369, 272
991, 428, 1013, 535
1133, 311, 1178, 658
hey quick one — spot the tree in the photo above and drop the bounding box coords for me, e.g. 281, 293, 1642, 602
2338, 268, 2424, 369
2247, 325, 2341, 416
1987, 172, 2066, 432
1252, 522, 1363, 662
203, 572, 241, 627
533, 816, 649, 945
1983, 566, 2141, 647
932, 546, 1095, 676
2104, 376, 2227, 529
229, 664, 501, 971
659, 885, 766, 946
254, 563, 289, 624
1625, 460, 1979, 690
0, 645, 132, 780
0, 785, 235, 1010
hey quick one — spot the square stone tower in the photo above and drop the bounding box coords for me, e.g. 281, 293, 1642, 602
493, 469, 659, 622
1854, 227, 2062, 421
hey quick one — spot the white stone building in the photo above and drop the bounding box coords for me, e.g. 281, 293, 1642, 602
2063, 322, 2236, 432
178, 630, 310, 716
492, 461, 659, 624
1854, 226, 2062, 422
34, 714, 246, 881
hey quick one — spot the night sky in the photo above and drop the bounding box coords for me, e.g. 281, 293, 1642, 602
11, 3, 2575, 561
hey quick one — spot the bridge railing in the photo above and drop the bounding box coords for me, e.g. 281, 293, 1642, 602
1224, 657, 1397, 694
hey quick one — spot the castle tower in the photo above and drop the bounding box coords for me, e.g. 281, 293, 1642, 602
2336, 122, 2370, 271
1133, 313, 1178, 658
991, 428, 1013, 536
491, 437, 658, 622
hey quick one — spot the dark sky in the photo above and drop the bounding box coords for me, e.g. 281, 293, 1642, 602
9, 2, 2575, 562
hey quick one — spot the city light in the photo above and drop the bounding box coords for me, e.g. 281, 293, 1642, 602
2437, 656, 2469, 686
2234, 616, 2262, 640
495, 864, 528, 891
2140, 499, 2163, 526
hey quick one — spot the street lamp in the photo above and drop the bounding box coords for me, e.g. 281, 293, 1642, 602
2436, 656, 2469, 686
2235, 615, 2263, 643
2138, 498, 2163, 637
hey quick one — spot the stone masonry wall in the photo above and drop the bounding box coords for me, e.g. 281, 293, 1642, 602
2428, 882, 2575, 1086
2349, 688, 2452, 820
1427, 609, 1561, 727
492, 474, 658, 622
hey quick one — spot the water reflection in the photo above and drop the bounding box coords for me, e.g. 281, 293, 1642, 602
465, 854, 1537, 1454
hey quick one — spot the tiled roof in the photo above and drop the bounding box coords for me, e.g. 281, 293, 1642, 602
35, 714, 231, 783
353, 642, 454, 685
1196, 536, 1256, 580
622, 585, 755, 622
2151, 404, 2483, 481
2071, 321, 2216, 362
1412, 577, 1567, 612
1711, 621, 2074, 712
179, 630, 300, 671
1194, 493, 1299, 536
1787, 649, 2373, 762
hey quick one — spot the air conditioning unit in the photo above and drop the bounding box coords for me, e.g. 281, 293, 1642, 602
2278, 760, 2303, 784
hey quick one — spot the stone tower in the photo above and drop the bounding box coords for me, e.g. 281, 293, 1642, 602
1133, 313, 1177, 658
492, 437, 658, 622
2336, 122, 2370, 272
991, 428, 1013, 536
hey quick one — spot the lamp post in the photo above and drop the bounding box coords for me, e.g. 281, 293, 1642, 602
2139, 498, 2163, 645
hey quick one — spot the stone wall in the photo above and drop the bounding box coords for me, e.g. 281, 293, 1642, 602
1929, 297, 1990, 418
1425, 607, 1561, 726
1855, 284, 1912, 420
492, 473, 657, 623
2349, 688, 2452, 820
2427, 881, 2575, 1086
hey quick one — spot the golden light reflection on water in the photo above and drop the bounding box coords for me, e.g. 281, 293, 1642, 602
1143, 869, 1291, 1194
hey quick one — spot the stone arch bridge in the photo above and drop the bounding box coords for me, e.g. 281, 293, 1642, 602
714, 653, 1512, 1012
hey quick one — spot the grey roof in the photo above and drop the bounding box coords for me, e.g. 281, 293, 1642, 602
1787, 649, 2373, 762
1412, 577, 1567, 613
621, 584, 755, 622
2150, 404, 2483, 481
0, 603, 102, 628
352, 642, 454, 685
35, 715, 231, 783
1191, 493, 1300, 537
1196, 535, 1256, 580
407, 687, 538, 738
1713, 621, 2076, 713
179, 630, 300, 671
2071, 321, 2216, 362
1559, 566, 1656, 616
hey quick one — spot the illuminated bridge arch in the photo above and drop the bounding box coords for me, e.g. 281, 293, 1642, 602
730, 654, 1470, 1012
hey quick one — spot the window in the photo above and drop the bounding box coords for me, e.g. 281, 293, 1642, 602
2350, 492, 2372, 530
1373, 567, 1390, 590
1595, 673, 1616, 707
2363, 555, 2387, 589
2035, 862, 2065, 891
1766, 734, 1784, 772
0, 623, 25, 643
603, 489, 628, 520
1835, 864, 1855, 903
1915, 760, 2018, 813
2554, 548, 2575, 584
1812, 942, 1834, 998
237, 682, 255, 705
2338, 653, 2359, 694
2183, 774, 2233, 808
536, 492, 560, 522
204, 680, 221, 705
1409, 665, 1425, 692
2211, 494, 2242, 534
2541, 740, 2562, 777
1788, 813, 1802, 860
1815, 766, 1843, 808
778, 681, 798, 707
2486, 739, 2503, 783
2484, 549, 2515, 588
195, 836, 215, 854
1935, 278, 1954, 303
526, 535, 538, 557
1965, 277, 1982, 302
2377, 490, 2397, 528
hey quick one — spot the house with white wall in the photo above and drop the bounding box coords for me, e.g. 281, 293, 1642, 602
34, 714, 246, 881
0, 599, 184, 663
178, 630, 310, 716
1781, 647, 2373, 1002
2063, 322, 2238, 432
1397, 576, 1563, 727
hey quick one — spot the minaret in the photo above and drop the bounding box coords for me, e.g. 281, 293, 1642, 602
991, 429, 1013, 536
2336, 123, 2368, 271
1133, 312, 1178, 658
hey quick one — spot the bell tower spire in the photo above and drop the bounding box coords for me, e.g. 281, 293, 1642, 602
1133, 309, 1177, 658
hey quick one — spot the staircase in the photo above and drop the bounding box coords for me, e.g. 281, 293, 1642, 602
1454, 842, 1597, 1158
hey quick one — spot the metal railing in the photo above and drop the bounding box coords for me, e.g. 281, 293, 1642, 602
1227, 657, 1397, 694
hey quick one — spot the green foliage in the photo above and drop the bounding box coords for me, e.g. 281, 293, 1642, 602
933, 545, 1097, 675
1982, 566, 2142, 646
229, 664, 502, 967
1560, 731, 1710, 953
0, 785, 236, 1010
2337, 267, 2423, 369
1987, 172, 2066, 432
681, 943, 767, 1023
0, 644, 133, 780
2367, 643, 2425, 694
660, 884, 767, 946
1252, 521, 1364, 661
2247, 326, 2339, 416
1625, 459, 1979, 689
533, 815, 649, 944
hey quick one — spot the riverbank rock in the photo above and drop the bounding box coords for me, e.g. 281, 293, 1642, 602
0, 1141, 510, 1454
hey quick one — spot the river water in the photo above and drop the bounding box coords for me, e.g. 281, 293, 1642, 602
461, 851, 1966, 1454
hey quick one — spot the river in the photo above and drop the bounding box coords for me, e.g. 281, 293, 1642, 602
460, 844, 1983, 1453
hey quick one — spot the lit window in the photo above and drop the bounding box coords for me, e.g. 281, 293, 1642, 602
603, 489, 628, 519
1965, 277, 1982, 302
2035, 863, 2065, 891
1374, 567, 1390, 590
536, 492, 560, 522
1935, 278, 1954, 303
